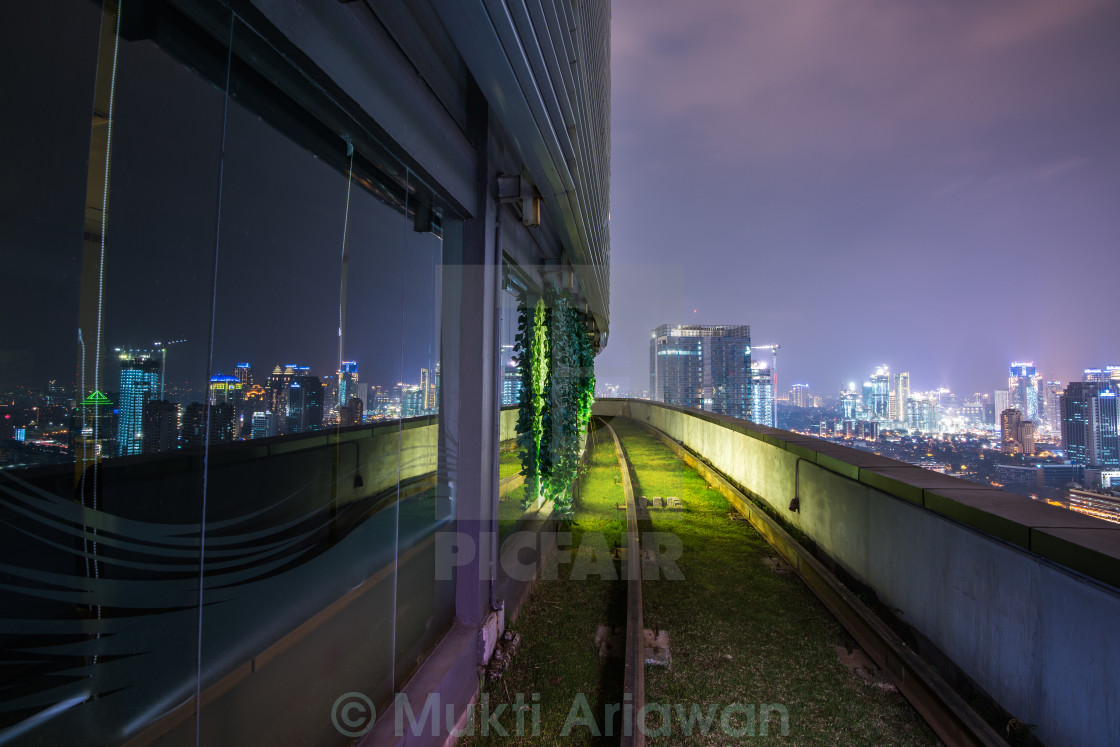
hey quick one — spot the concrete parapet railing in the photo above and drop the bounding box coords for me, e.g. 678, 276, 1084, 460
593, 399, 1120, 747
499, 405, 519, 444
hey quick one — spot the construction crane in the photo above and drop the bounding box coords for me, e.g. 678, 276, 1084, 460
750, 344, 780, 427
153, 339, 187, 399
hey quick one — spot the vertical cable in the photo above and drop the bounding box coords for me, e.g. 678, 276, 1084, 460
390, 172, 413, 693
336, 138, 355, 429
194, 13, 236, 745
94, 2, 121, 412
331, 140, 355, 540
86, 0, 123, 600
78, 330, 90, 583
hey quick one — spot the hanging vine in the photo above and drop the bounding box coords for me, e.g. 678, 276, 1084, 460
514, 283, 596, 517
514, 295, 550, 507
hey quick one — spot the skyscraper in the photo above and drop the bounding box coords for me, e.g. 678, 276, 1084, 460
249, 411, 273, 440
789, 383, 810, 408
419, 363, 440, 412
994, 390, 1010, 426
1008, 362, 1041, 422
266, 364, 310, 435
432, 362, 441, 412
750, 361, 774, 427
867, 366, 890, 420
1061, 382, 1120, 468
338, 397, 364, 427
891, 371, 910, 422
1000, 408, 1035, 456
209, 374, 242, 406
116, 350, 162, 456
650, 324, 751, 420
401, 386, 425, 418
70, 390, 116, 462
1083, 368, 1108, 384
338, 361, 359, 408
286, 375, 324, 433
906, 395, 938, 433
1042, 381, 1063, 435
500, 344, 520, 405
181, 402, 234, 449
141, 400, 179, 453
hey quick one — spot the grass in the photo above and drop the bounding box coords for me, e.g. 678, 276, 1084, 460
500, 448, 523, 480
610, 418, 939, 746
498, 446, 529, 543
464, 418, 941, 745
462, 421, 626, 745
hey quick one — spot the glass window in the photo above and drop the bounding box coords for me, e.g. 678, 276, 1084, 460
1, 4, 465, 743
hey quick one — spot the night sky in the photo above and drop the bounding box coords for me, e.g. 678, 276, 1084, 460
3, 2, 1118, 402
601, 0, 1120, 397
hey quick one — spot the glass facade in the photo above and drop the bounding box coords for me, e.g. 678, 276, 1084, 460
650, 324, 751, 419
1062, 382, 1120, 468
750, 361, 775, 427
0, 3, 451, 743
1009, 362, 1041, 423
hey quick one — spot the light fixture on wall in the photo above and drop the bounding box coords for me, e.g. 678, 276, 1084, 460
497, 173, 541, 226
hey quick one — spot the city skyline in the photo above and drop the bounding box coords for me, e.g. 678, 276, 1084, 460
600, 0, 1120, 397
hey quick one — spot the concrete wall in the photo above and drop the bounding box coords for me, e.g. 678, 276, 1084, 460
594, 399, 1120, 747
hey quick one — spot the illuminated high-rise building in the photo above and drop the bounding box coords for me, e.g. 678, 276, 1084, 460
867, 366, 890, 420
416, 364, 440, 413
338, 397, 364, 427
209, 374, 242, 406
286, 375, 324, 433
789, 383, 810, 408
249, 411, 273, 440
1000, 408, 1035, 456
70, 390, 117, 462
209, 374, 244, 437
1008, 362, 1041, 422
840, 388, 858, 420
235, 363, 253, 386
750, 361, 774, 427
1042, 381, 1063, 434
650, 324, 751, 420
401, 386, 425, 418
891, 372, 910, 422
338, 361, 359, 408
432, 362, 441, 412
1061, 382, 1120, 468
500, 344, 520, 405
266, 364, 307, 434
906, 395, 938, 433
116, 350, 162, 457
1084, 368, 1108, 384
994, 390, 1010, 425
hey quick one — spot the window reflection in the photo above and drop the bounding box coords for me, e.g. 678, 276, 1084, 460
2, 3, 464, 744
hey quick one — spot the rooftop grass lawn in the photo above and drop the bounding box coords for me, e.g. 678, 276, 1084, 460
610, 418, 940, 746
461, 421, 627, 745
499, 448, 522, 480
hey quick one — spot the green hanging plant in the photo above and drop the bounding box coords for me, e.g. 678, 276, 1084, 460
514, 284, 596, 517
515, 295, 551, 508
